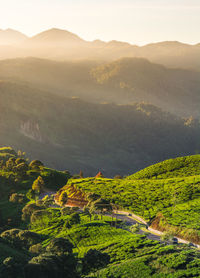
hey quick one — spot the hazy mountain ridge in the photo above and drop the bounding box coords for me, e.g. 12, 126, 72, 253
0, 28, 200, 175
0, 28, 28, 45
0, 28, 200, 70
0, 80, 200, 176
26, 28, 85, 46
0, 57, 200, 118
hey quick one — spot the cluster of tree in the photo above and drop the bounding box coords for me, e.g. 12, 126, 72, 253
0, 156, 44, 180
0, 235, 79, 278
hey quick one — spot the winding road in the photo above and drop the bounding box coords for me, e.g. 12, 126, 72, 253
41, 191, 200, 249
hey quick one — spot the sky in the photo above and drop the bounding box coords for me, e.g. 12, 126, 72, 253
0, 0, 199, 45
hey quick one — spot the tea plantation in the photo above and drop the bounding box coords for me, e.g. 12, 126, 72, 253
1, 148, 200, 277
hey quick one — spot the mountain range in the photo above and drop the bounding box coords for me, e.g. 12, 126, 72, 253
0, 28, 200, 175
0, 28, 200, 70
0, 57, 200, 117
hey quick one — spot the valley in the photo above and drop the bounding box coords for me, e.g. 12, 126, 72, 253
1, 148, 200, 277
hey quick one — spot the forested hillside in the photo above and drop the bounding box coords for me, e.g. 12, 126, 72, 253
0, 80, 199, 176
0, 57, 200, 117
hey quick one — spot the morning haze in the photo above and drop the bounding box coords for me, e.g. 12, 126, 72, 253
1, 2, 200, 278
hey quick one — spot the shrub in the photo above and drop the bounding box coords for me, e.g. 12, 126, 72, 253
9, 193, 27, 203
130, 224, 140, 233
29, 243, 45, 254
59, 191, 68, 206
22, 203, 43, 222
82, 249, 110, 274
61, 207, 72, 216
30, 210, 52, 224
0, 229, 42, 248
68, 213, 81, 226
46, 238, 74, 255
29, 160, 44, 170
32, 176, 45, 194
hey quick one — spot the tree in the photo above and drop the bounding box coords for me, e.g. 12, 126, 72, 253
26, 189, 37, 201
42, 195, 54, 207
79, 170, 83, 178
5, 158, 16, 171
161, 231, 175, 244
9, 193, 26, 203
86, 193, 101, 208
24, 252, 78, 278
59, 191, 68, 206
32, 176, 45, 194
15, 158, 26, 165
46, 238, 73, 255
87, 193, 101, 202
22, 203, 43, 222
82, 249, 110, 274
29, 160, 44, 171
61, 207, 71, 216
17, 150, 26, 158
83, 207, 92, 221
130, 223, 140, 233
91, 198, 113, 220
68, 213, 80, 225
14, 162, 29, 178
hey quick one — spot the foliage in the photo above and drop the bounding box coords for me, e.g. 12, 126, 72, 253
59, 191, 68, 206
9, 193, 27, 204
62, 174, 200, 221
29, 160, 44, 171
82, 249, 110, 274
32, 176, 45, 194
128, 155, 200, 180
46, 237, 74, 255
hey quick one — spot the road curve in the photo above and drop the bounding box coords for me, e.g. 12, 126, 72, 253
42, 191, 200, 248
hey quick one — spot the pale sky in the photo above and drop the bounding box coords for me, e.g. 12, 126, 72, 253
0, 0, 199, 45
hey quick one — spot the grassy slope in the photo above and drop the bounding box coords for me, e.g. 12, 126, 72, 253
30, 209, 200, 278
128, 155, 200, 180
60, 155, 200, 243
2, 204, 200, 277
2, 151, 200, 276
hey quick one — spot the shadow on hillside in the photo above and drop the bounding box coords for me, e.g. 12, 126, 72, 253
82, 222, 108, 228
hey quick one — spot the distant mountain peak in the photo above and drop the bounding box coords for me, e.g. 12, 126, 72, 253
0, 28, 28, 45
144, 40, 190, 48
29, 28, 84, 45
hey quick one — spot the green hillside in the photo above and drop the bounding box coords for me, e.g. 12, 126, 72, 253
128, 155, 200, 180
29, 209, 200, 278
1, 149, 200, 277
2, 206, 200, 278
58, 155, 200, 243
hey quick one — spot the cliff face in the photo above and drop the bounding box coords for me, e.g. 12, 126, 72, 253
20, 121, 44, 143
